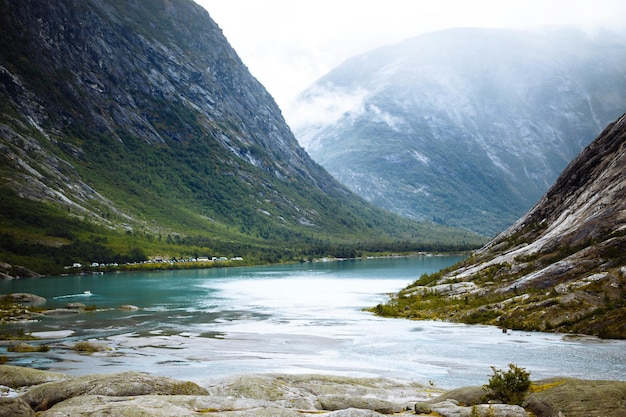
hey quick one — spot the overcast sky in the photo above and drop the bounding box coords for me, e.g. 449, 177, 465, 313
196, 0, 626, 121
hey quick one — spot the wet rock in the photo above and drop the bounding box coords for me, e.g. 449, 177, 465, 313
0, 397, 34, 417
10, 266, 41, 279
0, 273, 14, 281
0, 365, 70, 388
6, 343, 49, 353
119, 304, 139, 310
64, 302, 86, 310
525, 378, 626, 417
42, 308, 80, 315
21, 371, 208, 411
71, 340, 111, 353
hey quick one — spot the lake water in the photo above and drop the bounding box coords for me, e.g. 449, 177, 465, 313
1, 256, 625, 389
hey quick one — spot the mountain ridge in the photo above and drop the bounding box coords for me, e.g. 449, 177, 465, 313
0, 0, 483, 275
372, 113, 626, 338
292, 27, 626, 236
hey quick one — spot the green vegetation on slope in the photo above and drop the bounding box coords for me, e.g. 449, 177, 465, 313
370, 241, 626, 339
0, 181, 484, 275
0, 0, 486, 276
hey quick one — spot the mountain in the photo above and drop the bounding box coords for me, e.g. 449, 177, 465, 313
0, 0, 483, 275
372, 114, 626, 338
292, 28, 626, 236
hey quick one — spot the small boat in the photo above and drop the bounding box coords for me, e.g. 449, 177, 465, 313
83, 290, 92, 296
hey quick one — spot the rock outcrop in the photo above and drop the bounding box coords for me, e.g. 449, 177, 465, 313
0, 293, 45, 306
375, 114, 626, 338
525, 378, 626, 417
0, 366, 623, 416
19, 370, 207, 412
0, 397, 34, 417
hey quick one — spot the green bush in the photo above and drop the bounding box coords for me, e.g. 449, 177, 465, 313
484, 363, 531, 405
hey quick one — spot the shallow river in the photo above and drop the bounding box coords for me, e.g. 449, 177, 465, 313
1, 256, 625, 389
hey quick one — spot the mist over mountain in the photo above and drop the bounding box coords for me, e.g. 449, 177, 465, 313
0, 0, 482, 274
292, 27, 626, 236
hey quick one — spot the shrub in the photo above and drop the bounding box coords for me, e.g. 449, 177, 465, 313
484, 363, 531, 405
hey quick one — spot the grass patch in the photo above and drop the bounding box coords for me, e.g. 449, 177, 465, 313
529, 380, 565, 393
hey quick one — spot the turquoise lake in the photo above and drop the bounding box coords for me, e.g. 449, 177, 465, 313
1, 255, 625, 389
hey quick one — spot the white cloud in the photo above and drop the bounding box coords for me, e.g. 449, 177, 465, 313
287, 85, 368, 148
368, 104, 404, 132
196, 0, 626, 117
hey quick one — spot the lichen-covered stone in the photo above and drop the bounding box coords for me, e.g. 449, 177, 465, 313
414, 401, 432, 414
0, 293, 45, 305
37, 395, 303, 417
427, 385, 487, 406
0, 365, 70, 389
429, 400, 527, 417
205, 373, 433, 411
319, 395, 399, 414
71, 340, 111, 352
525, 378, 626, 417
0, 397, 34, 417
21, 371, 208, 411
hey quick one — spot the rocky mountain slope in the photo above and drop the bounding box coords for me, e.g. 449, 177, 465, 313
373, 114, 626, 338
292, 28, 626, 236
0, 0, 482, 274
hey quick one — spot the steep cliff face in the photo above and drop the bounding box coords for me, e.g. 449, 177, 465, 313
0, 0, 483, 273
292, 28, 626, 236
375, 114, 626, 338
1, 0, 337, 204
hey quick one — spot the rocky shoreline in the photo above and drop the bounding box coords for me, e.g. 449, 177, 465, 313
0, 365, 624, 416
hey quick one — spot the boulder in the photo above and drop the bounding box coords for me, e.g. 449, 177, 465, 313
414, 402, 432, 413
119, 304, 140, 310
37, 395, 303, 417
428, 400, 527, 417
7, 343, 49, 353
205, 373, 433, 411
0, 272, 14, 281
42, 308, 80, 315
0, 293, 45, 306
525, 378, 626, 417
0, 365, 70, 388
427, 385, 487, 406
71, 340, 111, 352
10, 266, 41, 278
21, 371, 208, 411
0, 397, 34, 417
324, 408, 386, 416
64, 302, 86, 310
319, 395, 401, 414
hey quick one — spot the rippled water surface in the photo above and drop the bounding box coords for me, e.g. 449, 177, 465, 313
1, 256, 625, 388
